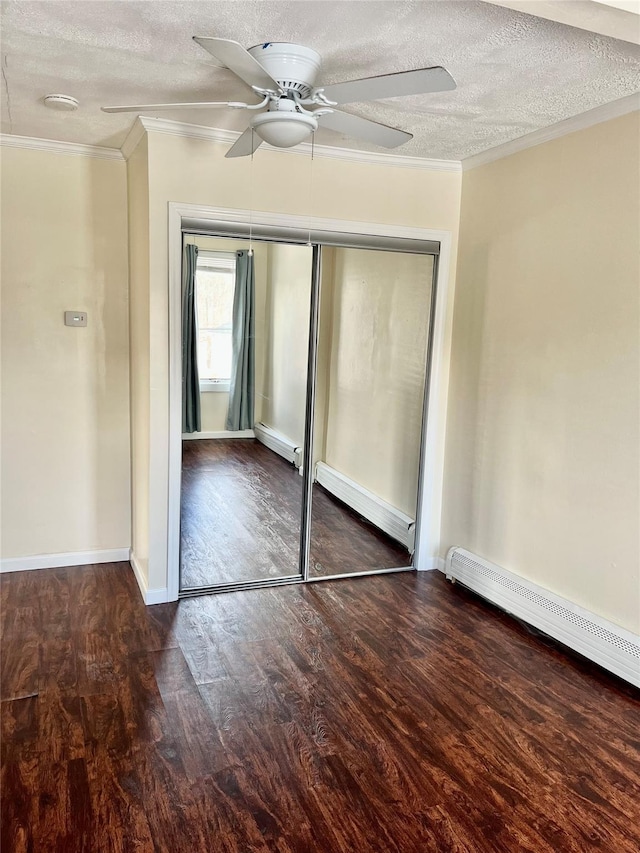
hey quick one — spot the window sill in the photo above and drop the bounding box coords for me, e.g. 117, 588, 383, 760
200, 380, 230, 394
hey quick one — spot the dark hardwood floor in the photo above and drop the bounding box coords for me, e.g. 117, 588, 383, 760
2, 562, 639, 852
309, 483, 411, 578
180, 439, 410, 589
181, 439, 302, 587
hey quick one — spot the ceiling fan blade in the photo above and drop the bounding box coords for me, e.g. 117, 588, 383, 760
193, 37, 281, 91
101, 101, 247, 114
225, 127, 263, 159
320, 67, 456, 106
318, 110, 412, 149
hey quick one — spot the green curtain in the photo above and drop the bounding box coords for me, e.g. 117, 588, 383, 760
226, 250, 255, 431
182, 243, 201, 434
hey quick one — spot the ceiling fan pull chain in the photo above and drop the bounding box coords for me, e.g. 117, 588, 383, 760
249, 128, 255, 256
307, 132, 315, 247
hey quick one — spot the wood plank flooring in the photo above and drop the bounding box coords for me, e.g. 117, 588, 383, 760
181, 439, 302, 587
2, 562, 639, 852
180, 439, 410, 590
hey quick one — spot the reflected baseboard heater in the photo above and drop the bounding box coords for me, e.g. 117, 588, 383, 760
315, 462, 415, 551
254, 423, 302, 468
445, 547, 640, 688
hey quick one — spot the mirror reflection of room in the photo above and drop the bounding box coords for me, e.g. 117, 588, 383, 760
180, 235, 312, 590
309, 247, 433, 578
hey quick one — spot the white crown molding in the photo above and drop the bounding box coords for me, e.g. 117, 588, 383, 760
120, 117, 147, 160
0, 133, 124, 161
4, 91, 637, 171
136, 116, 462, 172
462, 92, 640, 171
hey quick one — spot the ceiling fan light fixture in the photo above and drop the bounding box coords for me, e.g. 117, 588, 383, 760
251, 111, 318, 148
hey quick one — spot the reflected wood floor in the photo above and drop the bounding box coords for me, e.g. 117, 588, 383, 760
180, 439, 410, 589
2, 563, 639, 852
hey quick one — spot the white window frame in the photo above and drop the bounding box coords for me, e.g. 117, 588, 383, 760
199, 378, 230, 393
195, 250, 236, 393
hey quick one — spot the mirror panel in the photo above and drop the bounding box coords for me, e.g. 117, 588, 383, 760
180, 236, 313, 590
309, 247, 433, 578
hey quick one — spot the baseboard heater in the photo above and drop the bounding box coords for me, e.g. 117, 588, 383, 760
254, 422, 302, 467
182, 429, 255, 440
315, 461, 415, 551
445, 547, 640, 688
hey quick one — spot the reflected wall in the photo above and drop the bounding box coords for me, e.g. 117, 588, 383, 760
309, 247, 433, 578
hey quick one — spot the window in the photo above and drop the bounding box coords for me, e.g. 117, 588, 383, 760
195, 252, 236, 392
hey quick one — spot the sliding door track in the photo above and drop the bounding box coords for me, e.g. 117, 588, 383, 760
178, 566, 415, 598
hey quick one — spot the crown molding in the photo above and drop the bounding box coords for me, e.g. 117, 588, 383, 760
136, 116, 462, 172
120, 117, 147, 160
0, 133, 124, 160
462, 92, 640, 171
8, 90, 635, 174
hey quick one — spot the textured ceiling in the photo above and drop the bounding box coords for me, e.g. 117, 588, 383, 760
2, 0, 639, 159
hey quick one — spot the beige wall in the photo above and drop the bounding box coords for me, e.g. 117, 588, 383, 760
321, 248, 433, 517
1, 147, 130, 559
443, 112, 640, 633
262, 243, 313, 447
313, 247, 337, 470
4, 111, 635, 634
137, 131, 461, 591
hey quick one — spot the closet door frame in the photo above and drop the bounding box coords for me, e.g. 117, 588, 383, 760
166, 203, 454, 602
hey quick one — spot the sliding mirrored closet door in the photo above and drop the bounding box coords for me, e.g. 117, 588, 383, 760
308, 247, 433, 579
180, 235, 313, 593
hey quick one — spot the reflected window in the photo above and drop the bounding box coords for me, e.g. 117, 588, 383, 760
196, 252, 236, 391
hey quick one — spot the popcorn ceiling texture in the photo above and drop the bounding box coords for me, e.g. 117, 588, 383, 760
1, 0, 639, 159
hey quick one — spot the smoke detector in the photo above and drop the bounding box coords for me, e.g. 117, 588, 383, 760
43, 94, 79, 111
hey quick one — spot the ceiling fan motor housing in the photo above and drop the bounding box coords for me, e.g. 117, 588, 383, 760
247, 43, 321, 96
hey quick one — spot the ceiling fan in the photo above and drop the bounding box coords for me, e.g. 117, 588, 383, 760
102, 38, 456, 157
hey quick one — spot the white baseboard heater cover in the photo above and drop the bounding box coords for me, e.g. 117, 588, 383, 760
182, 429, 255, 440
254, 422, 301, 467
315, 462, 415, 551
445, 548, 640, 688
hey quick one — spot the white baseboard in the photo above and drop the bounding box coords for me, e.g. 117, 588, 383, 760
129, 549, 169, 605
445, 547, 640, 688
0, 548, 130, 574
254, 422, 300, 466
182, 429, 255, 440
315, 462, 415, 551
417, 557, 446, 571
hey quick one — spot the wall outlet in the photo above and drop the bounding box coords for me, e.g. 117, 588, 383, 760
64, 311, 87, 327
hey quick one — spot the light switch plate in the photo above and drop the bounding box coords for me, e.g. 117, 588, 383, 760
64, 311, 87, 327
